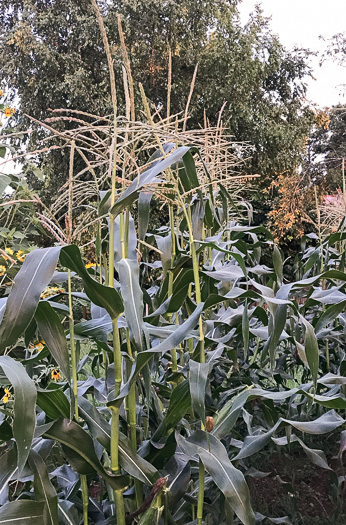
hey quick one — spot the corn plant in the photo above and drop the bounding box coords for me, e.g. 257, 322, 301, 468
0, 140, 346, 525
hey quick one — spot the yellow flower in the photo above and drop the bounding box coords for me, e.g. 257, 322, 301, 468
41, 286, 63, 298
51, 369, 61, 382
2, 388, 10, 404
11, 108, 15, 114
5, 247, 13, 255
35, 342, 45, 352
0, 265, 6, 277
16, 250, 25, 262
5, 108, 11, 118
85, 262, 95, 269
0, 89, 3, 96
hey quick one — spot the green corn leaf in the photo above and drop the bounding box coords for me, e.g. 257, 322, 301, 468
0, 501, 45, 524
315, 300, 346, 334
108, 303, 203, 408
234, 410, 344, 461
118, 258, 146, 351
77, 396, 158, 485
0, 247, 61, 352
177, 431, 255, 525
110, 146, 189, 217
43, 418, 129, 490
273, 245, 283, 285
138, 191, 152, 241
189, 360, 210, 422
57, 501, 79, 525
153, 380, 191, 441
0, 447, 18, 499
299, 314, 319, 386
35, 301, 70, 382
37, 388, 70, 420
74, 314, 112, 342
272, 434, 333, 471
29, 450, 59, 525
59, 245, 123, 319
0, 356, 37, 475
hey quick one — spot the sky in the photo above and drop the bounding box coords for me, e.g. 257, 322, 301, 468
239, 0, 346, 108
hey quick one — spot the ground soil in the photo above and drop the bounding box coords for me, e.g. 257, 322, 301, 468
248, 450, 346, 524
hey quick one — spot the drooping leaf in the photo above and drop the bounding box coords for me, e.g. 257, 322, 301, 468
110, 146, 190, 217
59, 245, 123, 320
0, 356, 37, 475
299, 314, 319, 386
74, 314, 112, 342
0, 501, 45, 524
153, 380, 191, 441
0, 247, 61, 351
35, 301, 70, 382
37, 389, 70, 420
189, 360, 210, 422
118, 258, 146, 351
77, 396, 158, 485
0, 447, 18, 500
108, 303, 203, 408
43, 418, 129, 490
315, 300, 346, 334
57, 501, 79, 525
29, 450, 59, 525
138, 191, 152, 241
177, 431, 255, 525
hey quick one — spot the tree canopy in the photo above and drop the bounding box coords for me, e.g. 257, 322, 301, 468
0, 0, 314, 205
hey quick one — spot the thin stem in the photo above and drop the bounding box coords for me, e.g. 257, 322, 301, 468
181, 201, 206, 523
127, 337, 143, 508
80, 475, 89, 524
168, 205, 178, 373
68, 269, 78, 420
110, 316, 125, 525
197, 462, 205, 525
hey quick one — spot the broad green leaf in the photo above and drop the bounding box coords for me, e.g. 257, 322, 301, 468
43, 418, 129, 490
273, 245, 283, 285
0, 501, 45, 524
155, 234, 172, 278
59, 245, 123, 320
272, 435, 332, 471
29, 450, 59, 525
35, 301, 70, 382
213, 388, 256, 439
0, 247, 61, 351
57, 501, 79, 525
74, 314, 112, 342
0, 447, 18, 499
315, 300, 346, 334
77, 396, 158, 485
299, 314, 319, 386
189, 360, 210, 422
110, 146, 190, 217
138, 191, 152, 241
108, 303, 203, 408
234, 411, 344, 460
118, 258, 146, 351
153, 380, 191, 441
203, 265, 244, 282
177, 431, 255, 525
0, 356, 37, 475
37, 389, 70, 420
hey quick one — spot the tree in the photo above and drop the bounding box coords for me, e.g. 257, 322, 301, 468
0, 0, 314, 213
